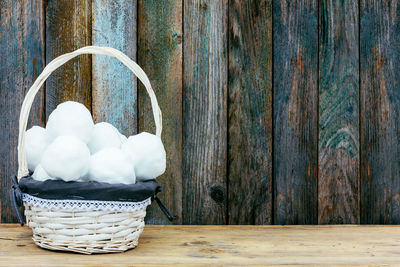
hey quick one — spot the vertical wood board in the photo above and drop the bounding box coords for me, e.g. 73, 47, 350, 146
318, 0, 360, 224
0, 0, 45, 222
183, 0, 228, 224
46, 0, 92, 114
138, 0, 183, 224
92, 0, 137, 136
228, 0, 273, 224
360, 0, 400, 224
273, 0, 318, 224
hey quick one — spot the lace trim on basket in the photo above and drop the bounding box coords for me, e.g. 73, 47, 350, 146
22, 193, 152, 212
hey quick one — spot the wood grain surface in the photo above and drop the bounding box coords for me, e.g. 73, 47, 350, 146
228, 0, 273, 225
318, 0, 360, 224
183, 0, 228, 224
45, 0, 92, 114
2, 224, 400, 265
360, 0, 400, 224
273, 0, 318, 224
92, 0, 137, 136
0, 0, 45, 222
138, 0, 183, 224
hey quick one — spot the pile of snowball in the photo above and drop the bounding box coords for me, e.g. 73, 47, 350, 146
25, 101, 166, 184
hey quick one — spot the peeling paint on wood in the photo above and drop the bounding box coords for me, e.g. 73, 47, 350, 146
138, 0, 183, 224
318, 0, 360, 224
92, 0, 137, 136
228, 0, 273, 225
274, 0, 318, 224
0, 0, 45, 222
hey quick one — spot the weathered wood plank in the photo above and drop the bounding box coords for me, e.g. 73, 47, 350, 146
45, 0, 92, 113
0, 0, 45, 222
273, 0, 318, 224
183, 0, 228, 224
318, 0, 360, 224
228, 0, 272, 224
92, 1, 137, 136
2, 225, 400, 265
360, 0, 400, 224
138, 0, 183, 224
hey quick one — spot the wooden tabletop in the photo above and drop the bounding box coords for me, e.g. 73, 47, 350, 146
1, 224, 400, 266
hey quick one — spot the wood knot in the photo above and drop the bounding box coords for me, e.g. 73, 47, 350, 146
200, 2, 208, 10
172, 32, 182, 44
210, 185, 224, 204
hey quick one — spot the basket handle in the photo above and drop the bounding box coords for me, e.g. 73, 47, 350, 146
17, 46, 162, 179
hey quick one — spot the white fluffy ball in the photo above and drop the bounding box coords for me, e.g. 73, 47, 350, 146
120, 133, 128, 144
121, 132, 166, 180
88, 147, 135, 184
32, 164, 54, 181
41, 135, 90, 181
88, 122, 122, 154
25, 126, 50, 171
46, 101, 94, 143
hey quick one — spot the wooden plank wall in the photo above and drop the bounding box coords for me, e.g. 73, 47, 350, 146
1, 0, 400, 225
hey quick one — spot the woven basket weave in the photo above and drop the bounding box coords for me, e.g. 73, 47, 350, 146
15, 46, 163, 254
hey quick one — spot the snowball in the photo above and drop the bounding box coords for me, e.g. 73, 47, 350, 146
87, 122, 122, 154
121, 132, 166, 180
41, 135, 90, 181
88, 147, 135, 184
46, 101, 94, 143
25, 126, 50, 171
32, 165, 54, 182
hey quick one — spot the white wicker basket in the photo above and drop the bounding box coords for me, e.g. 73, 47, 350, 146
14, 46, 163, 254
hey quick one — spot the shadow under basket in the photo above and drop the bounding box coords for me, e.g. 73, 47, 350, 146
10, 46, 172, 254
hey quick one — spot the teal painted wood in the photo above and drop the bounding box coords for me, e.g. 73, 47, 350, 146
92, 0, 137, 136
228, 0, 273, 225
138, 0, 183, 224
0, 0, 45, 222
318, 0, 360, 224
273, 0, 318, 224
183, 0, 228, 224
360, 0, 400, 224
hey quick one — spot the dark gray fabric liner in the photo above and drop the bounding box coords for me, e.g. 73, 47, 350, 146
18, 176, 158, 202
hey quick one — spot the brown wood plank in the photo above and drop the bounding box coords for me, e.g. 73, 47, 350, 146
92, 0, 137, 135
360, 0, 400, 224
273, 0, 318, 224
0, 0, 45, 222
183, 0, 228, 224
2, 225, 400, 265
227, 0, 273, 224
318, 0, 360, 224
138, 0, 183, 225
45, 0, 92, 113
